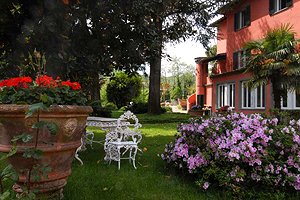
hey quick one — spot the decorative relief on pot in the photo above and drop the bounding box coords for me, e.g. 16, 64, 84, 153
64, 118, 78, 137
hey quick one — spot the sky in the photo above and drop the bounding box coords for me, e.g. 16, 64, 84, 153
142, 38, 216, 76
163, 39, 206, 66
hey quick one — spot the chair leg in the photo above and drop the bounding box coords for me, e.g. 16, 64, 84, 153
118, 147, 121, 170
129, 147, 132, 164
132, 146, 138, 169
75, 148, 83, 165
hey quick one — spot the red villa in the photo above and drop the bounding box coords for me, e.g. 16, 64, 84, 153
187, 0, 300, 114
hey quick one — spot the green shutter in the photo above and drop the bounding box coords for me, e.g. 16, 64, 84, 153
244, 6, 251, 26
234, 13, 239, 31
269, 0, 275, 14
233, 52, 238, 70
286, 0, 293, 7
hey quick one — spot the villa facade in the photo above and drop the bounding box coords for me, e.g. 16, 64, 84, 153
187, 0, 300, 114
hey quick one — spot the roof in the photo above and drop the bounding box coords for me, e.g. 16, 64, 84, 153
194, 53, 226, 64
209, 16, 226, 27
217, 0, 243, 14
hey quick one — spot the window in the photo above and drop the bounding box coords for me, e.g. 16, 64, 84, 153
269, 0, 293, 14
241, 82, 265, 109
281, 90, 300, 109
233, 50, 246, 70
234, 5, 251, 31
217, 83, 235, 108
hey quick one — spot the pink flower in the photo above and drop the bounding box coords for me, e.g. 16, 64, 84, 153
203, 182, 209, 190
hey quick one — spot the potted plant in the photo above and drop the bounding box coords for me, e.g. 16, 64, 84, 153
0, 75, 92, 199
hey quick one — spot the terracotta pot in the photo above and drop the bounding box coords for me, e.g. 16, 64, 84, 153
0, 104, 92, 199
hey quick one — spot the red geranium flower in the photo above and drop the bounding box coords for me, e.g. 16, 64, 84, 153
36, 75, 58, 88
0, 77, 32, 88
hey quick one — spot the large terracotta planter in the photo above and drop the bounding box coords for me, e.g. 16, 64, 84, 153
0, 104, 92, 199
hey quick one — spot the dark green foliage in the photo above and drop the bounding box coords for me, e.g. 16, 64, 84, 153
89, 101, 112, 118
127, 102, 148, 114
161, 106, 172, 113
106, 71, 142, 109
0, 86, 87, 106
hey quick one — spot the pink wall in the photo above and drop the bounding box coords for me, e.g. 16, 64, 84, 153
217, 20, 227, 54
211, 72, 272, 114
222, 0, 300, 71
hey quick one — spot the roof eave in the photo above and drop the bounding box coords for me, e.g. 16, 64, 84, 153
217, 0, 243, 14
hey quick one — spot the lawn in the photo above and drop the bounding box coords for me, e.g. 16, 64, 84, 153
63, 113, 229, 200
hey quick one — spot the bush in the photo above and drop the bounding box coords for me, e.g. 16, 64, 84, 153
106, 71, 142, 109
89, 101, 112, 117
104, 102, 118, 111
161, 106, 172, 113
127, 102, 148, 114
162, 113, 300, 197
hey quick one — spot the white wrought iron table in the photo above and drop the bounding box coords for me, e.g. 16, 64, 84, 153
75, 116, 129, 165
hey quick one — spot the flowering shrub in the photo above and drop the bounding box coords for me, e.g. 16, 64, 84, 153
162, 113, 300, 194
0, 75, 87, 105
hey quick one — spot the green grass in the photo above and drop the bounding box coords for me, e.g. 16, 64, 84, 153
63, 122, 228, 200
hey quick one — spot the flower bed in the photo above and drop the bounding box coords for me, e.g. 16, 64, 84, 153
162, 113, 300, 195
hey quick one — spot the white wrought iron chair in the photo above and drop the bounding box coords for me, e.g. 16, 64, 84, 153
104, 111, 142, 170
75, 130, 94, 165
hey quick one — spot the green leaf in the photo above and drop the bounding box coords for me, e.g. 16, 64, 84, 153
46, 122, 59, 135
1, 165, 18, 183
32, 121, 58, 135
12, 133, 33, 143
23, 148, 43, 159
0, 191, 11, 200
40, 165, 51, 179
26, 103, 48, 118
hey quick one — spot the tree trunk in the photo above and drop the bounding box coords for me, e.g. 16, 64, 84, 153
87, 73, 100, 103
148, 18, 163, 115
148, 54, 162, 114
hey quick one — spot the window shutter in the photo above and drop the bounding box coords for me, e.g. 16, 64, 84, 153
234, 13, 239, 31
244, 6, 251, 26
233, 52, 238, 70
269, 0, 275, 14
286, 0, 293, 7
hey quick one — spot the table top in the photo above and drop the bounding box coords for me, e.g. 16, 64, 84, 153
87, 116, 118, 122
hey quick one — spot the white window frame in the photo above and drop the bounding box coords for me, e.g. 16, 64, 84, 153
217, 83, 235, 108
237, 50, 246, 69
241, 82, 265, 109
274, 0, 290, 12
281, 91, 300, 110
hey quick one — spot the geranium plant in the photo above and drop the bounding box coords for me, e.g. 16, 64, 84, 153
0, 74, 89, 199
0, 75, 87, 105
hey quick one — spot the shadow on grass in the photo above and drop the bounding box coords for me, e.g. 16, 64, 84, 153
63, 126, 228, 200
64, 124, 300, 200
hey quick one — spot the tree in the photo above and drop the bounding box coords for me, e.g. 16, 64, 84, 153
244, 24, 300, 109
128, 0, 227, 114
0, 0, 147, 101
106, 71, 142, 109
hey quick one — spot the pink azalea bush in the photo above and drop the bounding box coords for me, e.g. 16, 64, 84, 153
162, 113, 300, 193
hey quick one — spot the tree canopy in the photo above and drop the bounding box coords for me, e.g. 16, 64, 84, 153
0, 0, 228, 111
